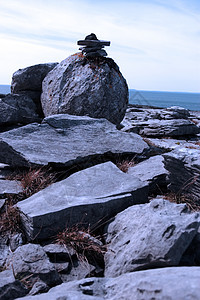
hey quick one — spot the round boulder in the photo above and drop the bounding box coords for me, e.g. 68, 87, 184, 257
41, 53, 128, 125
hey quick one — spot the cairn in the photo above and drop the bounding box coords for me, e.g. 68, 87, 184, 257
77, 33, 110, 57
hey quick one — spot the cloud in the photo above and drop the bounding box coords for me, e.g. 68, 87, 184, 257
0, 0, 199, 92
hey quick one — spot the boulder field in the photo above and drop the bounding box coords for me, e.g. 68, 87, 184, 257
0, 60, 200, 299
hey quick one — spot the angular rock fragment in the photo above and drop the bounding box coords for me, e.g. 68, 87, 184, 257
0, 179, 22, 196
0, 114, 148, 167
17, 161, 148, 241
0, 94, 40, 127
0, 269, 28, 299
163, 148, 200, 202
127, 155, 168, 193
104, 198, 200, 277
7, 243, 62, 286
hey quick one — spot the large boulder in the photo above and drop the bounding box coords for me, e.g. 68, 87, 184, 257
104, 198, 200, 277
0, 114, 148, 168
11, 63, 58, 115
41, 53, 128, 125
17, 161, 148, 241
0, 94, 40, 128
11, 63, 58, 93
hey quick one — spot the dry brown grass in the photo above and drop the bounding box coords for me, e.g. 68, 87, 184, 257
164, 192, 200, 211
116, 158, 135, 173
0, 204, 21, 234
56, 225, 106, 264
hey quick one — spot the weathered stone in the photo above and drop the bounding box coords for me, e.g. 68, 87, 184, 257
0, 198, 5, 210
104, 198, 200, 277
85, 50, 107, 57
127, 155, 168, 193
122, 119, 200, 137
0, 163, 14, 179
144, 137, 200, 151
77, 40, 110, 46
105, 267, 200, 300
163, 148, 200, 201
41, 54, 128, 125
11, 63, 58, 93
43, 243, 76, 262
7, 244, 62, 286
16, 267, 200, 300
17, 161, 148, 241
0, 94, 40, 127
0, 236, 10, 270
0, 179, 22, 196
0, 114, 148, 167
0, 269, 28, 299
9, 233, 24, 252
28, 280, 49, 296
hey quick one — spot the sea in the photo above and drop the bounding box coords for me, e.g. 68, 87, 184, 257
0, 85, 199, 111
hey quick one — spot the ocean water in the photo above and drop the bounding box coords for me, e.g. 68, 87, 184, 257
129, 90, 200, 111
0, 85, 199, 111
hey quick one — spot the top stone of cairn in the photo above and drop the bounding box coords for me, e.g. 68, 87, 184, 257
77, 33, 110, 57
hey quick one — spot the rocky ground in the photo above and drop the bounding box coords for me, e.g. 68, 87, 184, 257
0, 60, 200, 299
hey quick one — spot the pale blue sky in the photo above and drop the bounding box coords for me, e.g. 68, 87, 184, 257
0, 0, 199, 92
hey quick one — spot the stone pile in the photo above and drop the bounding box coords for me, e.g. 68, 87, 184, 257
1, 53, 200, 299
77, 33, 110, 57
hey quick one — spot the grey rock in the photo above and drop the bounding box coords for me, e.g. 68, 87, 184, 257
105, 267, 200, 300
77, 40, 110, 46
0, 269, 28, 299
16, 267, 200, 300
41, 54, 128, 125
0, 163, 14, 179
163, 148, 200, 201
43, 243, 76, 262
0, 94, 40, 127
7, 243, 62, 286
9, 233, 24, 252
85, 50, 107, 57
104, 198, 200, 277
0, 236, 10, 270
11, 63, 58, 93
0, 179, 22, 196
17, 161, 148, 241
0, 114, 148, 167
28, 280, 49, 296
123, 119, 200, 137
17, 278, 104, 299
144, 137, 200, 151
61, 260, 95, 283
0, 198, 5, 210
127, 155, 168, 193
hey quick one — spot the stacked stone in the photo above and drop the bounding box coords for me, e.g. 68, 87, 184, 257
77, 33, 110, 58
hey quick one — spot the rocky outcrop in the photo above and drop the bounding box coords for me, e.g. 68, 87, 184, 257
122, 105, 200, 136
17, 162, 148, 240
11, 63, 58, 116
41, 53, 128, 125
164, 148, 200, 202
0, 114, 148, 168
104, 198, 200, 277
16, 267, 200, 300
0, 94, 40, 129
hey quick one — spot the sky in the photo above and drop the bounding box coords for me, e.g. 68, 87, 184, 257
0, 0, 200, 92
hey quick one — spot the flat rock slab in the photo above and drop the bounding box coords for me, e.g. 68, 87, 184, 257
0, 179, 22, 196
104, 198, 200, 277
17, 161, 148, 241
0, 114, 148, 167
17, 267, 200, 300
127, 155, 168, 192
145, 137, 200, 151
122, 119, 200, 137
163, 148, 200, 201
